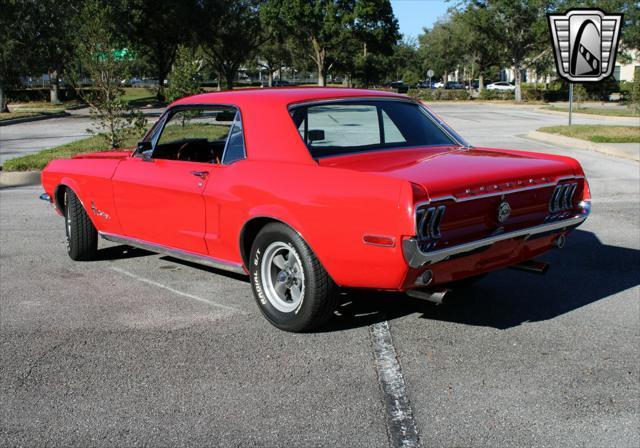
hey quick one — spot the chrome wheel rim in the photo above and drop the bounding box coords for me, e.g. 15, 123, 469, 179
260, 242, 305, 313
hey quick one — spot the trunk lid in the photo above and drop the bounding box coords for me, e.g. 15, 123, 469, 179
319, 146, 584, 246
317, 146, 576, 198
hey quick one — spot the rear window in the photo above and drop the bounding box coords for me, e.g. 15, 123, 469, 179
289, 100, 457, 158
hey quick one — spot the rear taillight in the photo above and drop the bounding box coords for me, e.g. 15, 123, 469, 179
578, 179, 591, 216
549, 182, 578, 213
416, 205, 446, 241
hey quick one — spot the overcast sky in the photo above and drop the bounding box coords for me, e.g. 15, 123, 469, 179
390, 0, 450, 40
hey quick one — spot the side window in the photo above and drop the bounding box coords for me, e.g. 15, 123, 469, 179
221, 114, 246, 164
153, 107, 236, 163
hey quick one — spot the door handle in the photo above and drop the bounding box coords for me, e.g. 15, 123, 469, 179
191, 170, 209, 179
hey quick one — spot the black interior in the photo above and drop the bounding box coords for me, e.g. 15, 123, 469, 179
152, 138, 226, 163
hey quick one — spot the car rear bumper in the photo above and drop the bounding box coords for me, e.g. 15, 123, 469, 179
402, 209, 589, 269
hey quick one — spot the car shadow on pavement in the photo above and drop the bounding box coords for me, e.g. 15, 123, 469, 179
97, 244, 154, 260
327, 230, 640, 331
158, 256, 250, 282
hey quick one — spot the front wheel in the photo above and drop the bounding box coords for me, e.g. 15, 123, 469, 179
64, 189, 98, 261
249, 223, 337, 332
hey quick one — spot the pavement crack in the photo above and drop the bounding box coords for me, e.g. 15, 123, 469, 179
370, 320, 421, 448
17, 337, 70, 388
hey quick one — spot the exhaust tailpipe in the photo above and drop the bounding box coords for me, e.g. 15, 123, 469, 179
406, 287, 450, 305
509, 259, 549, 275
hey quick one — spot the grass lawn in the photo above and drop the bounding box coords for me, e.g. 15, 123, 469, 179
2, 133, 143, 172
0, 111, 44, 122
8, 100, 82, 113
542, 105, 640, 117
120, 87, 159, 107
538, 125, 640, 144
1, 101, 78, 121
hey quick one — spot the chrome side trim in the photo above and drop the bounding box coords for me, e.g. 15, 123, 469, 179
99, 232, 247, 275
402, 214, 588, 268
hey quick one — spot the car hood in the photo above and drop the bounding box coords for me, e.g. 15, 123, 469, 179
317, 146, 577, 199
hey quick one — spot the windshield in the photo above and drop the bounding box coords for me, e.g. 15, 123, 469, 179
289, 100, 460, 158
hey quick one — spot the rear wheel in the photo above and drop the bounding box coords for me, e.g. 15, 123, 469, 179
249, 222, 337, 332
64, 189, 98, 261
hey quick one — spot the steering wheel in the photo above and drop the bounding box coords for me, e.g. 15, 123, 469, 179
176, 142, 191, 161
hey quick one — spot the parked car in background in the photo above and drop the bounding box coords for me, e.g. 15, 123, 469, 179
445, 81, 465, 90
272, 79, 290, 87
416, 80, 435, 89
433, 81, 445, 88
40, 88, 591, 332
486, 81, 516, 91
389, 81, 409, 93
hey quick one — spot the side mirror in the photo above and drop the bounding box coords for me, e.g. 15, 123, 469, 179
308, 129, 325, 142
136, 141, 153, 160
137, 141, 152, 153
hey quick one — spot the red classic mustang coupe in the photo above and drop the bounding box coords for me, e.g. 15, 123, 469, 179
41, 88, 591, 331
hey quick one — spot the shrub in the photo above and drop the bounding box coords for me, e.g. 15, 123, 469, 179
584, 77, 619, 100
7, 88, 79, 103
408, 88, 471, 101
478, 89, 513, 100
632, 69, 640, 113
166, 45, 203, 103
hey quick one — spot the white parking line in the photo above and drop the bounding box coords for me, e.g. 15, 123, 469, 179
371, 321, 421, 448
109, 266, 243, 313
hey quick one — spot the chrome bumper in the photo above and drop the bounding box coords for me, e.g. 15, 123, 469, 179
402, 213, 588, 268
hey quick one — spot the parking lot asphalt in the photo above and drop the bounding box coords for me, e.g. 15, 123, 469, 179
1, 104, 638, 447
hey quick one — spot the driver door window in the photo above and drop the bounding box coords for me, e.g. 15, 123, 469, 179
153, 107, 241, 164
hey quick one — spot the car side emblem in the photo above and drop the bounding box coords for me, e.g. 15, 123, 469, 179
90, 201, 110, 220
548, 9, 623, 83
497, 200, 511, 224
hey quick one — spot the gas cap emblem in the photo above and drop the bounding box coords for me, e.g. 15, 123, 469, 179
497, 200, 511, 224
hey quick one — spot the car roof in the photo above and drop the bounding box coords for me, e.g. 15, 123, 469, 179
169, 87, 405, 109
167, 88, 412, 165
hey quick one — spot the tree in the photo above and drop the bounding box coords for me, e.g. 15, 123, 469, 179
264, 0, 352, 86
71, 0, 146, 148
125, 0, 196, 101
165, 45, 203, 103
350, 0, 399, 86
0, 0, 38, 112
465, 0, 551, 102
197, 0, 264, 90
454, 5, 501, 91
554, 0, 639, 51
387, 38, 420, 82
256, 2, 293, 86
30, 0, 78, 104
418, 18, 467, 85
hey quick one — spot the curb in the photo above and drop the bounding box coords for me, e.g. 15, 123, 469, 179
0, 112, 70, 126
534, 108, 640, 123
527, 130, 639, 162
0, 170, 41, 187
